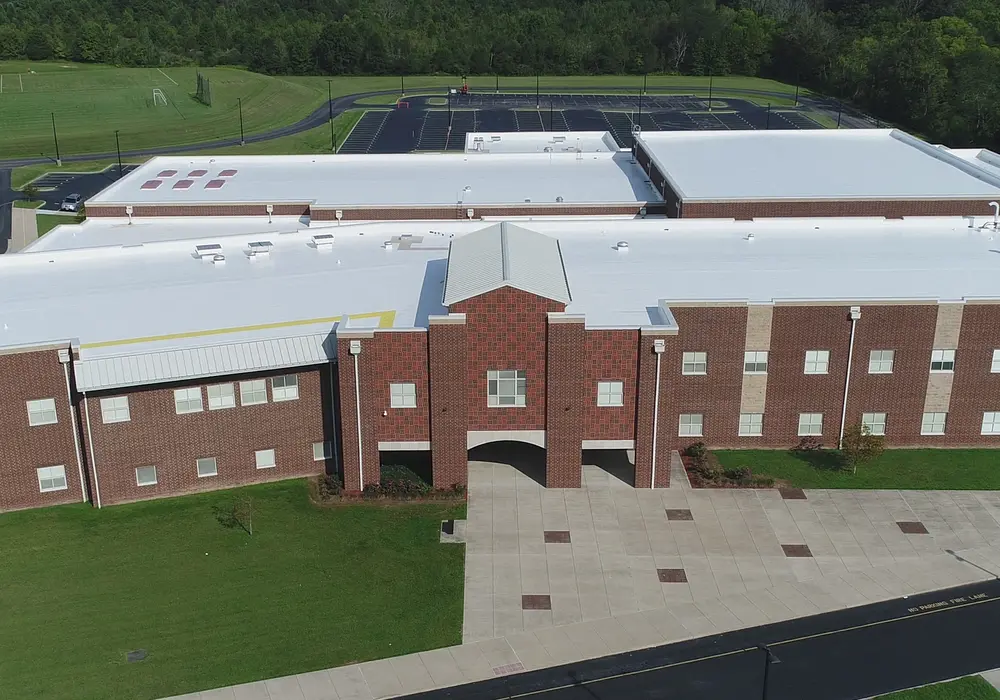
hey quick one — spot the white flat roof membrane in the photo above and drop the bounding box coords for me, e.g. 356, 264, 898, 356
637, 129, 1000, 201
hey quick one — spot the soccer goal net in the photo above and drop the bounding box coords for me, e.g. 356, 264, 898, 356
152, 88, 168, 106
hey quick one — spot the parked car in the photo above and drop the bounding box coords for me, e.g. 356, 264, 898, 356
60, 194, 82, 212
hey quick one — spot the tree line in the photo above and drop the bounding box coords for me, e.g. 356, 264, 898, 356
0, 0, 998, 149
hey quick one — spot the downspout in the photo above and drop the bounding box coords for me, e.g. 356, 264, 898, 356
82, 393, 102, 509
838, 306, 862, 449
650, 339, 665, 488
349, 340, 364, 488
59, 350, 86, 503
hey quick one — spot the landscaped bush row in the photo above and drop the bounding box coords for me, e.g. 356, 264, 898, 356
682, 442, 774, 489
315, 465, 465, 503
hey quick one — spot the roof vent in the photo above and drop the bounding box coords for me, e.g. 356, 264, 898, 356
211, 254, 226, 266
383, 240, 393, 250
745, 233, 755, 242
312, 233, 335, 250
556, 196, 564, 203
195, 243, 223, 259
248, 241, 273, 257
616, 241, 629, 253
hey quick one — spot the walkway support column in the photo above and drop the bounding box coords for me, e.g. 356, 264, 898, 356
428, 314, 469, 488
546, 313, 586, 488
336, 326, 379, 491
636, 327, 676, 488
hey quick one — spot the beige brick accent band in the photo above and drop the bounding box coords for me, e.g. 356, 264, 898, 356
922, 304, 964, 413
923, 372, 954, 413
740, 374, 768, 413
740, 305, 773, 413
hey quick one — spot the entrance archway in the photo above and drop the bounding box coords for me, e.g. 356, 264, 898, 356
468, 440, 546, 487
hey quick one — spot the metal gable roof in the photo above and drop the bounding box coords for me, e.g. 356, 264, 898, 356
442, 222, 572, 306
74, 333, 336, 392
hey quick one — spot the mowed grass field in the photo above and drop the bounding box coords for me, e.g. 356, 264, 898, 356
0, 63, 806, 160
0, 479, 465, 700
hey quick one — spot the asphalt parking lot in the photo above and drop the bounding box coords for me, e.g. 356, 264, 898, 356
27, 164, 140, 211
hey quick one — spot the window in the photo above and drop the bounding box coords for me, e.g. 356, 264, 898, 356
37, 465, 67, 493
982, 412, 1000, 435
255, 448, 276, 469
26, 398, 57, 426
597, 381, 624, 407
272, 375, 299, 402
196, 457, 218, 478
678, 413, 703, 437
930, 349, 955, 373
739, 413, 763, 436
100, 396, 131, 423
798, 413, 823, 436
743, 351, 768, 374
862, 412, 887, 436
804, 351, 830, 375
207, 383, 235, 410
487, 370, 526, 407
240, 379, 268, 406
313, 441, 333, 461
921, 412, 947, 436
682, 352, 707, 375
868, 350, 894, 374
390, 382, 417, 408
173, 387, 203, 414
135, 466, 157, 486
992, 350, 1000, 374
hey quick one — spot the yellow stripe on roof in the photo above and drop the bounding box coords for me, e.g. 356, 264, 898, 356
80, 310, 397, 350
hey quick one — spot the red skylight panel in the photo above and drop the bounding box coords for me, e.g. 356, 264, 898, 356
218, 169, 238, 177
172, 179, 194, 190
157, 169, 178, 177
188, 169, 208, 177
204, 179, 226, 189
140, 180, 162, 190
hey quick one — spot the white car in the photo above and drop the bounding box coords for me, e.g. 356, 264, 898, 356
60, 194, 83, 212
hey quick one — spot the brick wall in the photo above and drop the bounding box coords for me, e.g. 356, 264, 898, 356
546, 319, 586, 487
945, 305, 1000, 446
336, 337, 382, 490
312, 204, 651, 221
584, 330, 640, 441
846, 305, 938, 445
451, 288, 565, 431
0, 347, 84, 512
87, 203, 309, 218
83, 367, 329, 506
681, 199, 997, 219
634, 334, 672, 488
662, 306, 748, 450
428, 318, 469, 487
365, 331, 430, 443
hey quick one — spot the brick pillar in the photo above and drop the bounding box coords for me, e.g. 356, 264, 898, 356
336, 330, 380, 492
545, 314, 586, 488
635, 330, 673, 488
428, 314, 469, 488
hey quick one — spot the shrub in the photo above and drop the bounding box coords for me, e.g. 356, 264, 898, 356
723, 466, 753, 485
750, 475, 775, 488
22, 183, 39, 201
316, 473, 343, 500
795, 436, 823, 452
684, 442, 708, 461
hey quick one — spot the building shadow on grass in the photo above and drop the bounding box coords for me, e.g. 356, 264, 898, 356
789, 448, 847, 472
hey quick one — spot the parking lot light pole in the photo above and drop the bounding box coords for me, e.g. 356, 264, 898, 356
794, 84, 800, 107
643, 72, 647, 95
757, 645, 780, 700
536, 74, 540, 109
51, 112, 61, 166
708, 75, 713, 112
400, 74, 404, 96
114, 130, 123, 179
837, 102, 843, 128
328, 80, 335, 152
766, 104, 771, 130
237, 97, 245, 146
496, 74, 499, 93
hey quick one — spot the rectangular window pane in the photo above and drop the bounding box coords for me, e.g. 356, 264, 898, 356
196, 457, 218, 478
982, 412, 1000, 435
255, 448, 276, 469
207, 383, 235, 410
739, 413, 763, 436
487, 369, 526, 407
173, 387, 203, 414
37, 465, 67, 493
678, 413, 703, 437
597, 381, 624, 407
26, 398, 58, 426
798, 413, 823, 436
992, 350, 1000, 374
272, 374, 299, 402
682, 352, 707, 375
868, 350, 894, 374
240, 379, 267, 406
100, 396, 131, 423
390, 382, 417, 408
930, 349, 955, 372
313, 441, 333, 461
743, 351, 768, 374
862, 412, 887, 436
804, 350, 830, 375
921, 412, 947, 435
135, 466, 157, 486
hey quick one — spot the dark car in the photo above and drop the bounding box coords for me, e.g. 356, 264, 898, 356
60, 194, 83, 212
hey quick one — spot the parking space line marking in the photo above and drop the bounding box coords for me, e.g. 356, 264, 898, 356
156, 68, 179, 86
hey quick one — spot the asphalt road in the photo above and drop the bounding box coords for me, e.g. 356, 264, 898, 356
404, 578, 1000, 700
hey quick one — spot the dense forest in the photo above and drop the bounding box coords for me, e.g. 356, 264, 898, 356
0, 0, 999, 148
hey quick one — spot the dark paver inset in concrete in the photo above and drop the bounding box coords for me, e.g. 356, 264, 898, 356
657, 568, 688, 583
544, 531, 571, 543
666, 509, 694, 521
780, 488, 808, 500
522, 594, 552, 610
493, 662, 526, 676
782, 544, 814, 558
898, 521, 929, 535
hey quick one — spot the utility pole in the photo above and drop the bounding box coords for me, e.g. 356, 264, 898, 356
535, 74, 540, 109
114, 130, 123, 178
51, 112, 61, 166
237, 97, 245, 146
708, 75, 713, 112
766, 104, 771, 130
400, 74, 404, 96
327, 80, 335, 152
794, 84, 799, 107
837, 102, 843, 129
638, 84, 643, 131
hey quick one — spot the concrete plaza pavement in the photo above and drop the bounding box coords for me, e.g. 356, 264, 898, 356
163, 452, 1000, 700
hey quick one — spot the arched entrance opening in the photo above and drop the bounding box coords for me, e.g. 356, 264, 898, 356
468, 440, 547, 487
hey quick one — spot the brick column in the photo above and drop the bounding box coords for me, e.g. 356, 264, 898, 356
428, 314, 469, 488
635, 330, 674, 489
336, 329, 380, 492
545, 314, 586, 488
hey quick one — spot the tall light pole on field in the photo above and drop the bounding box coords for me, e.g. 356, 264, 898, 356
51, 112, 61, 166
115, 130, 123, 178
237, 97, 245, 146
327, 80, 335, 152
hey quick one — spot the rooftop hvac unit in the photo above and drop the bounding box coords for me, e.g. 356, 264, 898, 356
195, 243, 223, 259
312, 233, 335, 250
248, 241, 273, 258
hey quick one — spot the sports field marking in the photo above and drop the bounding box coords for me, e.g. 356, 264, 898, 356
19, 73, 23, 92
1, 74, 3, 93
156, 67, 178, 86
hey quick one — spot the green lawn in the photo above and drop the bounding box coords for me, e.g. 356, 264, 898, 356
13, 199, 43, 208
36, 212, 75, 236
878, 676, 1000, 699
11, 159, 129, 189
0, 479, 465, 700
715, 449, 1000, 490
